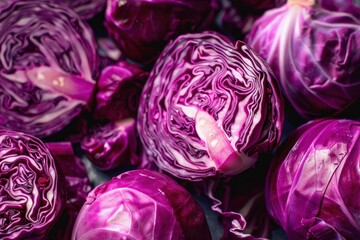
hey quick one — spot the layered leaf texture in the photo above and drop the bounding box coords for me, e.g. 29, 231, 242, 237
0, 1, 99, 137
137, 31, 283, 180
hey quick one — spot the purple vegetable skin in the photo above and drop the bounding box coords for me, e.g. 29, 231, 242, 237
0, 129, 65, 240
137, 31, 284, 180
245, 1, 360, 118
80, 119, 139, 170
0, 1, 99, 137
266, 118, 360, 239
105, 0, 218, 63
94, 61, 148, 121
72, 169, 211, 240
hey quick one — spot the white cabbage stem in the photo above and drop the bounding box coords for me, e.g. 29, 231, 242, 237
288, 0, 315, 6
195, 110, 256, 175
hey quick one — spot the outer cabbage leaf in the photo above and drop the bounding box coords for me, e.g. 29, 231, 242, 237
245, 2, 360, 118
71, 169, 211, 240
201, 160, 272, 239
46, 142, 92, 240
137, 31, 284, 181
266, 118, 360, 239
0, 129, 65, 240
0, 1, 99, 137
105, 0, 218, 64
80, 119, 140, 170
319, 0, 360, 19
94, 61, 148, 121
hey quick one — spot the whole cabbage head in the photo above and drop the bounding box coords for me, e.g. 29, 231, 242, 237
0, 129, 65, 239
0, 1, 99, 137
71, 169, 211, 240
245, 0, 360, 118
266, 118, 360, 239
137, 31, 284, 181
105, 0, 218, 64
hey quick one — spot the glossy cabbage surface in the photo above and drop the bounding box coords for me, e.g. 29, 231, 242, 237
266, 118, 360, 239
245, 2, 360, 118
0, 129, 65, 240
80, 119, 139, 170
94, 61, 148, 121
72, 169, 211, 240
105, 0, 218, 63
137, 31, 284, 180
0, 1, 99, 137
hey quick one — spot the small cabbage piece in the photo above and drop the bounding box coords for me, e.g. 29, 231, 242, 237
94, 61, 148, 121
266, 118, 360, 239
0, 129, 65, 239
72, 169, 211, 240
245, 0, 360, 118
80, 119, 139, 170
105, 0, 218, 63
46, 142, 92, 240
137, 31, 284, 181
97, 38, 124, 69
0, 0, 99, 138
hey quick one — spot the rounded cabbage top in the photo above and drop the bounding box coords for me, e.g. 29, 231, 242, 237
245, 1, 360, 118
71, 169, 211, 240
0, 1, 99, 137
266, 118, 360, 239
0, 129, 65, 240
137, 31, 284, 180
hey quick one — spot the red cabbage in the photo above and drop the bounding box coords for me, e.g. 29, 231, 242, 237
266, 118, 360, 239
71, 169, 211, 240
137, 31, 284, 180
0, 129, 65, 239
245, 1, 360, 118
0, 1, 99, 137
94, 61, 148, 121
80, 119, 140, 170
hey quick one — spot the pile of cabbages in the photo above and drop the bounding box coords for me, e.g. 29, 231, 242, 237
0, 0, 359, 239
